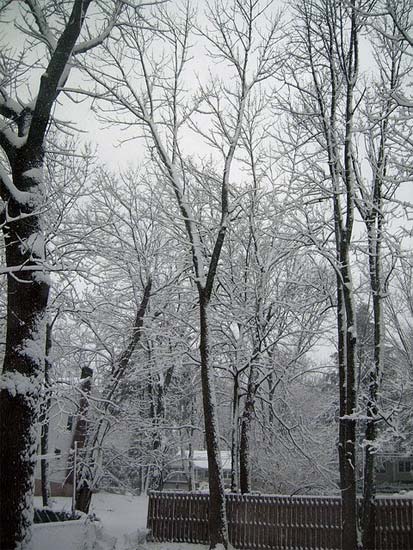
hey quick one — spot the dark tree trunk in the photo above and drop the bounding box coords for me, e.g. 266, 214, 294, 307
268, 371, 276, 426
72, 366, 93, 513
0, 163, 50, 549
150, 365, 174, 491
337, 281, 347, 490
362, 420, 376, 550
336, 271, 359, 550
75, 485, 92, 515
231, 374, 240, 493
40, 323, 53, 507
239, 371, 256, 494
199, 291, 229, 549
361, 304, 379, 550
187, 436, 195, 492
340, 257, 359, 550
362, 219, 383, 550
335, 4, 360, 545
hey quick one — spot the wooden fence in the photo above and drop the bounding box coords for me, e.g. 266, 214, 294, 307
147, 491, 413, 550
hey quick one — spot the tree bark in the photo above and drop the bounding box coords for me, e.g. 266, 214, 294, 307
199, 291, 229, 549
231, 374, 240, 493
337, 281, 347, 490
361, 192, 384, 550
72, 366, 93, 513
40, 323, 53, 507
239, 369, 256, 494
187, 437, 195, 492
341, 258, 358, 550
0, 149, 50, 548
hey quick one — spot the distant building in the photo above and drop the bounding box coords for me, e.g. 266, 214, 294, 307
163, 450, 232, 491
34, 399, 75, 497
376, 454, 413, 491
34, 368, 92, 498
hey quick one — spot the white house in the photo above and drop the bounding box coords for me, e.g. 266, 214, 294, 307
164, 450, 232, 491
34, 398, 76, 497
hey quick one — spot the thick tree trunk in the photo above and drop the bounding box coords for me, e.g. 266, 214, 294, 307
148, 380, 163, 491
150, 364, 174, 491
230, 374, 240, 493
362, 421, 376, 550
362, 218, 383, 550
199, 292, 229, 549
337, 282, 347, 489
40, 421, 51, 508
340, 256, 359, 550
337, 280, 359, 547
239, 371, 256, 494
71, 366, 93, 513
337, 5, 359, 544
187, 398, 196, 491
361, 287, 381, 549
0, 161, 50, 549
187, 437, 195, 492
40, 323, 53, 507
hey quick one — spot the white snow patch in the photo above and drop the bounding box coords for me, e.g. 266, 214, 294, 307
89, 492, 149, 547
176, 450, 231, 472
20, 337, 45, 365
32, 493, 217, 550
23, 167, 44, 183
0, 371, 40, 397
19, 232, 45, 258
18, 313, 48, 366
0, 95, 23, 116
2, 125, 28, 148
33, 270, 51, 285
0, 164, 45, 206
35, 493, 149, 550
32, 517, 97, 550
0, 164, 36, 205
229, 322, 240, 340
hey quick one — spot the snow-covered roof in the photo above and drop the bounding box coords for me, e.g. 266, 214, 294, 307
180, 450, 232, 471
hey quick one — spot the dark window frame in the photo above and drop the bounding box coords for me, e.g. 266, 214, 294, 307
66, 415, 74, 431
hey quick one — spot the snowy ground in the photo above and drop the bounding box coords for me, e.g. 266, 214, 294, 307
90, 492, 149, 545
34, 492, 209, 550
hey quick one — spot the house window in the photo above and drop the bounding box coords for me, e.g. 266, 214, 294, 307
67, 415, 74, 431
398, 461, 412, 473
55, 448, 61, 459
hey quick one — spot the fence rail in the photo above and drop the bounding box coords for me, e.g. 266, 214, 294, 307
147, 491, 413, 550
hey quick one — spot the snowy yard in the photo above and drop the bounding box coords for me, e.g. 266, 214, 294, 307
34, 492, 209, 550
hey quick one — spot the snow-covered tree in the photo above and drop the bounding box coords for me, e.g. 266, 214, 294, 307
0, 2, 137, 547
82, 1, 283, 546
